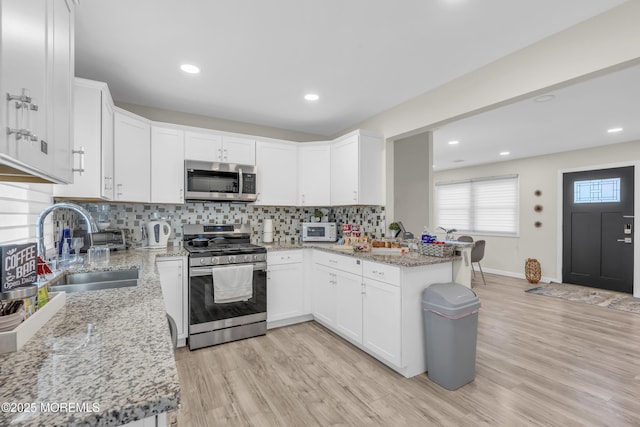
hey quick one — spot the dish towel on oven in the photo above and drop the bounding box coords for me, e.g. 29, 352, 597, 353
212, 264, 254, 303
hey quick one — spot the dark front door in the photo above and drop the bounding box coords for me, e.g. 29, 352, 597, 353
562, 166, 634, 293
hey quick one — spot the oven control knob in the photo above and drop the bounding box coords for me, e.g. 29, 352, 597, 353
199, 258, 206, 265
228, 256, 236, 263
211, 257, 219, 265
244, 255, 251, 262
253, 254, 259, 261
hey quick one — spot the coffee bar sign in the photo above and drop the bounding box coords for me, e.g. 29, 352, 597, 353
1, 243, 37, 293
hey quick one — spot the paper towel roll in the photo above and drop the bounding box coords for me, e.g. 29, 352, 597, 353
263, 219, 273, 233
263, 231, 273, 243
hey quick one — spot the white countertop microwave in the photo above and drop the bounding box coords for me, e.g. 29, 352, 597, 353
302, 222, 337, 242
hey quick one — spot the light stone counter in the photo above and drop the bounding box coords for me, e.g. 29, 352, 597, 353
262, 242, 461, 267
0, 246, 186, 427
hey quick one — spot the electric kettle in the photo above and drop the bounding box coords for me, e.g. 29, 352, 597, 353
146, 220, 171, 248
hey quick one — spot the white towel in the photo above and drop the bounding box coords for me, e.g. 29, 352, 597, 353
212, 264, 254, 303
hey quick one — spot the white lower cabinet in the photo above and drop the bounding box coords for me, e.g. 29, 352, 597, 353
312, 252, 403, 369
312, 264, 337, 327
267, 250, 306, 326
362, 276, 401, 366
122, 413, 168, 427
156, 257, 188, 346
335, 269, 363, 343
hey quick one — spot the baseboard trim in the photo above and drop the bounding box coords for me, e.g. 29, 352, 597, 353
475, 266, 557, 284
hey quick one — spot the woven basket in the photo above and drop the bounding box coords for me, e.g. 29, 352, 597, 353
419, 243, 455, 257
525, 258, 541, 284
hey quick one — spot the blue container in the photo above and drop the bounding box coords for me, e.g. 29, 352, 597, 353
58, 228, 71, 256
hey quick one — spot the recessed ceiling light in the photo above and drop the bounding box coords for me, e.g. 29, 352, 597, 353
304, 93, 319, 101
499, 151, 510, 156
534, 94, 555, 103
448, 140, 460, 145
180, 64, 200, 74
607, 127, 623, 133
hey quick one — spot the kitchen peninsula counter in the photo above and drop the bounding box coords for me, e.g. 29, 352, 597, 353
262, 242, 461, 267
0, 247, 184, 427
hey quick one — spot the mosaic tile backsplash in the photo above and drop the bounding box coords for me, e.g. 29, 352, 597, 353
53, 202, 386, 247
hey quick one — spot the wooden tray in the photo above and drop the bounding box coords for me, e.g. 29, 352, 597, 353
0, 291, 66, 354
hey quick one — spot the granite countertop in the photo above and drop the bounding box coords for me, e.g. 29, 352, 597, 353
0, 246, 186, 427
262, 242, 461, 267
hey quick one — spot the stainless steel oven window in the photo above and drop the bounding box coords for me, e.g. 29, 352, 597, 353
189, 263, 267, 330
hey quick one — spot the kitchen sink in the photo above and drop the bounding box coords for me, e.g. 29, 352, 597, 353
48, 268, 139, 292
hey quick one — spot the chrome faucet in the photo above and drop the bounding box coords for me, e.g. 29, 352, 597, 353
36, 202, 99, 258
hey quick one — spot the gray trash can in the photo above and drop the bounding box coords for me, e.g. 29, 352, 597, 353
422, 283, 481, 390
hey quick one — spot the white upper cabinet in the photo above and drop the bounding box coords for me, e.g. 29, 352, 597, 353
222, 136, 255, 165
55, 78, 114, 199
151, 124, 185, 204
255, 140, 297, 206
184, 130, 222, 162
297, 142, 331, 206
184, 130, 255, 165
48, 0, 74, 184
330, 131, 384, 206
113, 109, 150, 202
0, 0, 74, 183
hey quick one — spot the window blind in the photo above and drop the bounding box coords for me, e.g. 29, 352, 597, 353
435, 175, 519, 235
0, 182, 54, 247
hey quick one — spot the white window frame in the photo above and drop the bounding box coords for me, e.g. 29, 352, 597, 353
435, 174, 520, 237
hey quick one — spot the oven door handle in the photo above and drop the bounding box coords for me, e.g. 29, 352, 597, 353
190, 262, 267, 277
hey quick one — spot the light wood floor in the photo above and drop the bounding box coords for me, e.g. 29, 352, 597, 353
174, 274, 640, 426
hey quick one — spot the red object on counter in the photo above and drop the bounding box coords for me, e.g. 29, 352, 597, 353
37, 256, 52, 275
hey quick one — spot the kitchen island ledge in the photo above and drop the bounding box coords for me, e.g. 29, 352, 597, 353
0, 247, 185, 427
262, 242, 462, 267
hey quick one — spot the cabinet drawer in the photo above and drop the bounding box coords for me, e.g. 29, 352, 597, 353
363, 261, 400, 286
314, 250, 362, 275
268, 250, 303, 265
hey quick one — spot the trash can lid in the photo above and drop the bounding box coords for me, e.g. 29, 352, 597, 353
422, 283, 480, 317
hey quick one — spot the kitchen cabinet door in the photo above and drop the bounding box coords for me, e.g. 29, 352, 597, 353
151, 125, 185, 204
156, 257, 188, 343
267, 262, 304, 322
54, 78, 114, 199
255, 140, 297, 206
101, 91, 114, 199
222, 136, 255, 165
184, 130, 222, 162
335, 270, 363, 343
330, 131, 384, 206
0, 0, 52, 179
362, 277, 401, 366
331, 135, 359, 205
298, 143, 331, 206
312, 264, 337, 328
113, 109, 150, 202
47, 0, 74, 184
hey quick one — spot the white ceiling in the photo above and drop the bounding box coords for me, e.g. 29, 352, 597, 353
432, 63, 640, 170
74, 0, 626, 138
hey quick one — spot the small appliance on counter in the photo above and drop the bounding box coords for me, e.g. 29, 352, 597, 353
146, 220, 171, 248
302, 222, 337, 242
73, 228, 127, 252
263, 219, 273, 243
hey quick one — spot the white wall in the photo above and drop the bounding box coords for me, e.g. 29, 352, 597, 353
0, 183, 54, 249
433, 139, 640, 283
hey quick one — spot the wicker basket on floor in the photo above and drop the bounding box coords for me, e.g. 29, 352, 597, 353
525, 258, 541, 284
419, 243, 455, 257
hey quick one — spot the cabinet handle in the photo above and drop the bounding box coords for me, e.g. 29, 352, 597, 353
301, 194, 305, 204
180, 188, 184, 201
361, 283, 366, 295
7, 89, 39, 143
223, 148, 228, 161
104, 177, 108, 191
116, 183, 123, 197
353, 190, 358, 201
329, 259, 338, 264
72, 146, 85, 174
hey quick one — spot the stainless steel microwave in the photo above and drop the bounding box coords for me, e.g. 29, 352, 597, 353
184, 160, 257, 202
302, 222, 337, 242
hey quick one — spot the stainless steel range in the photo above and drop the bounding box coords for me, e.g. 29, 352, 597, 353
183, 223, 267, 350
